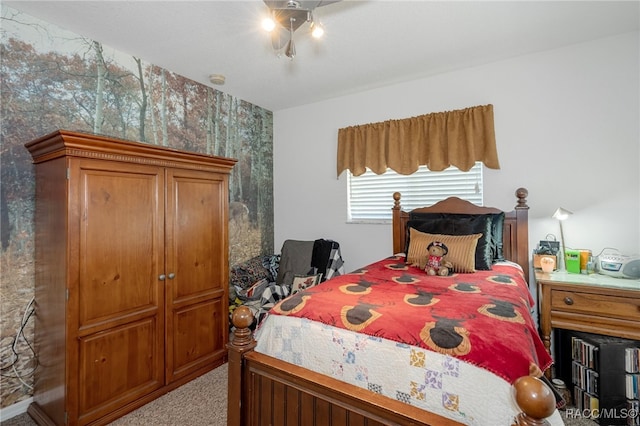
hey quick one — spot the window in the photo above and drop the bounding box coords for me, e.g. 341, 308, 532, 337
347, 163, 483, 223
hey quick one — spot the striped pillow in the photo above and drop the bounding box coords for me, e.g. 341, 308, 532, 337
406, 229, 482, 273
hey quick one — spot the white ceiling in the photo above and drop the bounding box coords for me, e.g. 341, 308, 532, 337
4, 1, 639, 112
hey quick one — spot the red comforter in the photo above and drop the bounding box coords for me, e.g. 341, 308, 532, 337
271, 255, 552, 383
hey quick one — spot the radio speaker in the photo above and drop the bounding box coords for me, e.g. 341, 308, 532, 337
622, 259, 640, 279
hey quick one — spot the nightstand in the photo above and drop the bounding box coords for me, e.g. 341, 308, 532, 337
536, 271, 640, 368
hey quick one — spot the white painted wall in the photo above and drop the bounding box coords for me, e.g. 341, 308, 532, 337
273, 32, 640, 275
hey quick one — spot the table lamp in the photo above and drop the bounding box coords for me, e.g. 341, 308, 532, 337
552, 207, 573, 270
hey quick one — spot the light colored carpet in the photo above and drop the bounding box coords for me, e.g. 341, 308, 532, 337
1, 363, 228, 426
109, 363, 228, 426
1, 361, 598, 425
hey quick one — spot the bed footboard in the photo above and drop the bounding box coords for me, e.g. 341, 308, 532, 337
227, 307, 556, 426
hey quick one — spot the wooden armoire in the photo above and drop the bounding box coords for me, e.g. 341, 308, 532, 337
25, 130, 236, 426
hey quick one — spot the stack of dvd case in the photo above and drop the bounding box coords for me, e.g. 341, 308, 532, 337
569, 332, 640, 425
626, 347, 639, 426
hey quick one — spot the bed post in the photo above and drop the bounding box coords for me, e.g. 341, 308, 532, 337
227, 306, 256, 426
392, 191, 405, 254
514, 188, 530, 284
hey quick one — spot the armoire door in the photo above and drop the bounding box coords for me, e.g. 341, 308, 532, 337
71, 159, 166, 424
164, 168, 229, 383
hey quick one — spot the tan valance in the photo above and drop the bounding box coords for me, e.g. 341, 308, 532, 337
337, 104, 500, 177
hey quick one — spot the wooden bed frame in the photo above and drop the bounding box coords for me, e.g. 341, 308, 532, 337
228, 187, 556, 426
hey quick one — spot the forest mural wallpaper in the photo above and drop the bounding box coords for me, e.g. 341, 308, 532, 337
0, 5, 274, 408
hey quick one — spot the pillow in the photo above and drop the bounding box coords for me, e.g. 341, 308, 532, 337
236, 278, 269, 301
291, 273, 323, 293
406, 214, 494, 270
230, 255, 273, 290
490, 212, 505, 261
406, 229, 481, 273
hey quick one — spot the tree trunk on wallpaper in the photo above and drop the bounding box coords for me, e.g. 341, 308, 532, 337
206, 89, 213, 155
258, 107, 274, 255
111, 68, 134, 140
135, 57, 148, 142
214, 90, 222, 155
93, 41, 105, 134
226, 95, 233, 161
1, 185, 10, 251
229, 100, 242, 204
180, 85, 188, 146
161, 68, 168, 146
233, 99, 243, 203
148, 65, 159, 145
228, 96, 238, 201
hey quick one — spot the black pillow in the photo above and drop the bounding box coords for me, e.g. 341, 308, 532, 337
490, 212, 505, 262
407, 212, 503, 270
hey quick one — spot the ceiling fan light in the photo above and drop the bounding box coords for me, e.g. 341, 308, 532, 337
311, 21, 324, 38
285, 38, 296, 58
263, 0, 338, 59
262, 17, 276, 32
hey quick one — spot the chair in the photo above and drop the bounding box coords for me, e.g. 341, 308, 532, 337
229, 238, 344, 328
276, 238, 344, 286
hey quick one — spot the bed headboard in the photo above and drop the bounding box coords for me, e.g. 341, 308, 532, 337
392, 188, 530, 284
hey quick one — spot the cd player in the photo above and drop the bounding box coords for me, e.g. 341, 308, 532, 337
597, 253, 640, 279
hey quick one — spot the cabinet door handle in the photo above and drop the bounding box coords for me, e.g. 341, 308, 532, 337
168, 273, 175, 279
564, 297, 574, 305
159, 274, 166, 281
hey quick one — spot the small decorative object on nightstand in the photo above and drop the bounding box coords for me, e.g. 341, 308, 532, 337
541, 256, 555, 273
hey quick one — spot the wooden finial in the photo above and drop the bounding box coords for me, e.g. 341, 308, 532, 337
516, 188, 529, 209
230, 306, 255, 348
511, 376, 555, 426
393, 192, 401, 210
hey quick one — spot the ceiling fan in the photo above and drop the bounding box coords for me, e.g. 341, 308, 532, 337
262, 0, 342, 59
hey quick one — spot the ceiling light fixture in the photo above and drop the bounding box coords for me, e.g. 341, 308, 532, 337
261, 17, 276, 32
262, 0, 340, 59
310, 21, 324, 38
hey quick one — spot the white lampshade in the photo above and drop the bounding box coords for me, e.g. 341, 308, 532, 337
552, 207, 573, 221
552, 207, 573, 271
